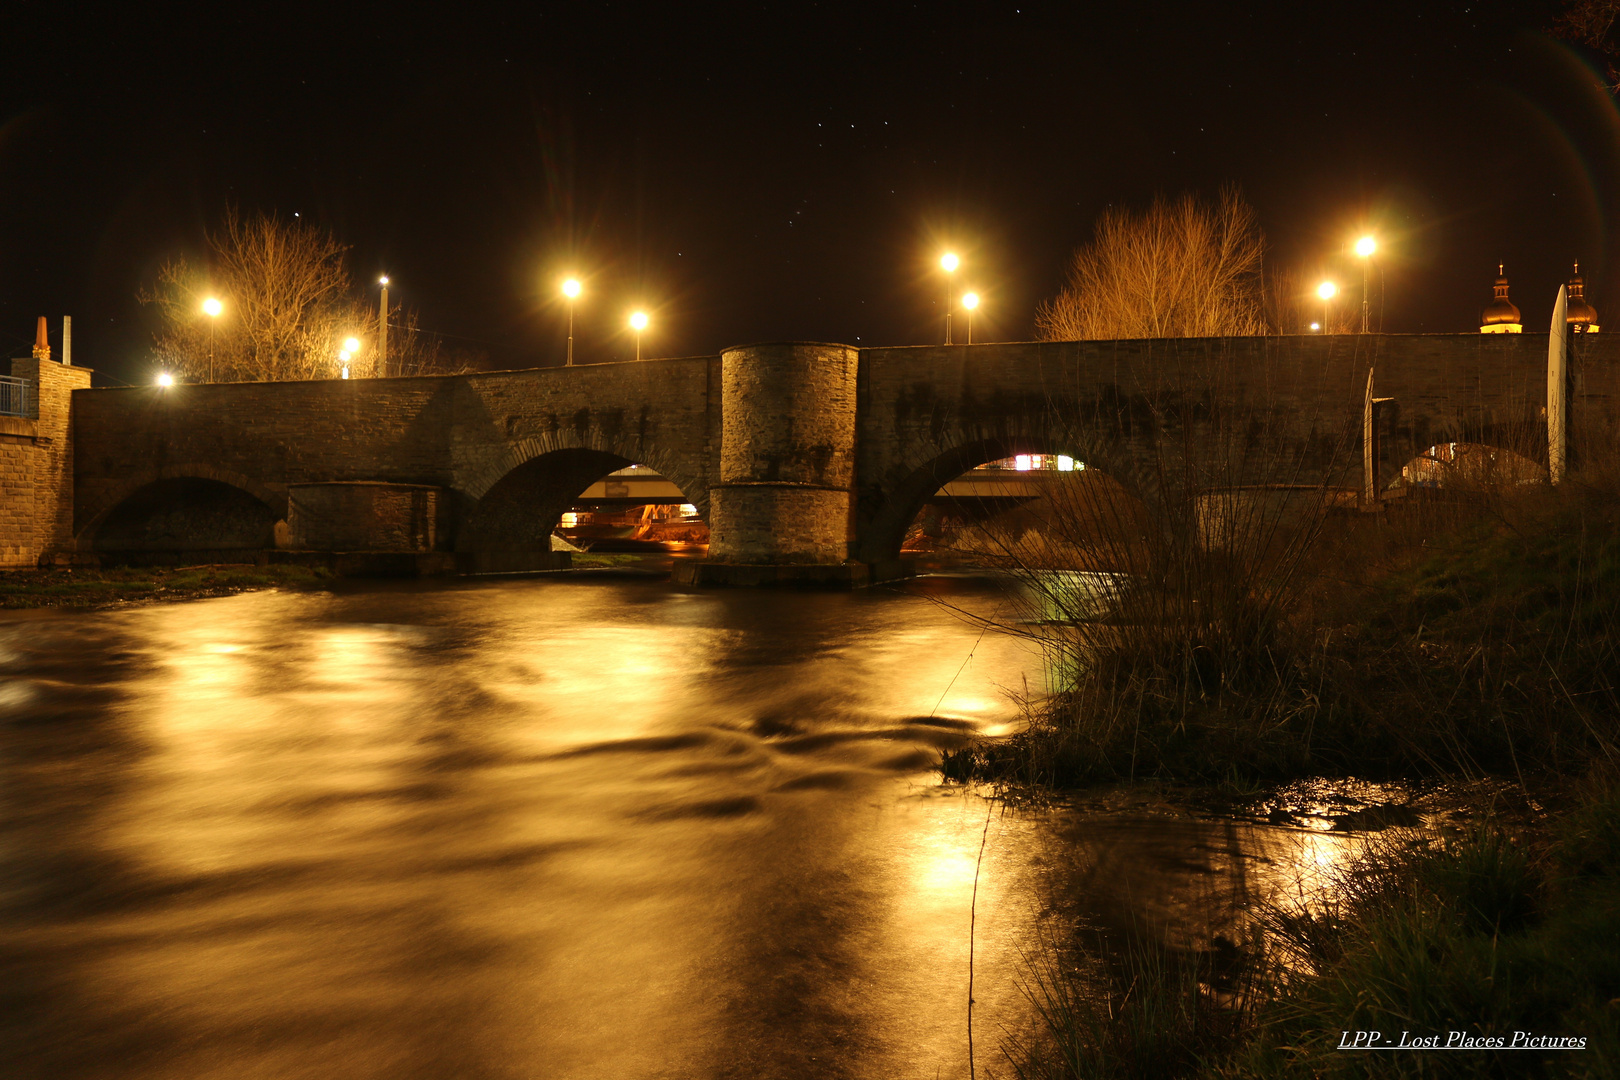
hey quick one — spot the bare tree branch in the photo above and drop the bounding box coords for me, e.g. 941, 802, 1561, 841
139, 210, 454, 382
1036, 187, 1271, 341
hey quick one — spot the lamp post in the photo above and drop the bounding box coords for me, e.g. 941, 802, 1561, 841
940, 253, 959, 344
563, 278, 581, 366
1354, 236, 1376, 333
378, 276, 389, 377
630, 311, 648, 361
202, 296, 222, 381
961, 292, 979, 345
1317, 281, 1337, 335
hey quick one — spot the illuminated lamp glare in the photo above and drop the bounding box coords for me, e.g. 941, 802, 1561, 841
202, 297, 223, 317
156, 372, 174, 387
1355, 236, 1376, 258
961, 291, 979, 309
343, 337, 361, 353
630, 312, 649, 330
1057, 455, 1075, 471
940, 252, 959, 272
563, 278, 582, 298
1317, 281, 1337, 300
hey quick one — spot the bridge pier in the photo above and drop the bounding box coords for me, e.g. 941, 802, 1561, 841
678, 342, 878, 585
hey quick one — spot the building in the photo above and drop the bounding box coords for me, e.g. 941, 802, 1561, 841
1567, 262, 1601, 333
1480, 264, 1523, 333
1479, 263, 1601, 334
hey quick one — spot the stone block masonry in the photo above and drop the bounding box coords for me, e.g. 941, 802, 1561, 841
0, 358, 91, 568
55, 332, 1620, 581
288, 482, 442, 552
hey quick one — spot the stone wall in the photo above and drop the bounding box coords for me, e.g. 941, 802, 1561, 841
62, 333, 1620, 573
288, 482, 440, 551
73, 357, 720, 554
0, 358, 91, 568
0, 420, 37, 567
852, 333, 1620, 561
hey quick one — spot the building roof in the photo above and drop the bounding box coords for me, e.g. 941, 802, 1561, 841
1481, 264, 1522, 326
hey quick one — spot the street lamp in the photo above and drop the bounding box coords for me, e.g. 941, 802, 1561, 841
1354, 236, 1376, 333
563, 278, 582, 366
630, 311, 648, 361
940, 253, 959, 344
156, 371, 174, 388
1317, 281, 1337, 335
201, 296, 222, 381
378, 276, 389, 377
961, 291, 979, 345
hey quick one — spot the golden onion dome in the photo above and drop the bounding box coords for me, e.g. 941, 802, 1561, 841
1482, 264, 1522, 326
1567, 262, 1598, 328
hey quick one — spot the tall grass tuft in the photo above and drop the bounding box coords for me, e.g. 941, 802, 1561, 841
938, 384, 1620, 789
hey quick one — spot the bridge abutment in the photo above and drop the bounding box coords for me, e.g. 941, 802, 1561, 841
682, 342, 869, 584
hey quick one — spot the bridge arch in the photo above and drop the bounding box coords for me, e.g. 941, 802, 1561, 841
81, 468, 281, 561
76, 464, 285, 550
461, 440, 707, 557
1389, 441, 1546, 493
857, 434, 1152, 564
461, 430, 707, 514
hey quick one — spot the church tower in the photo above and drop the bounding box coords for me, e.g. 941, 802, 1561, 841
1566, 262, 1600, 333
1480, 265, 1522, 333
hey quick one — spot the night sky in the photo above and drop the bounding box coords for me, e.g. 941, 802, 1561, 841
4, 0, 1614, 385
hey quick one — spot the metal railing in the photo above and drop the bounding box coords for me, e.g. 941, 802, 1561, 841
0, 375, 36, 419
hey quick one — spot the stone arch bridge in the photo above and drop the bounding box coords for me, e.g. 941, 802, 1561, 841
64, 334, 1617, 583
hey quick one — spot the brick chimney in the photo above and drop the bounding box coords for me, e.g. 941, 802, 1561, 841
31, 316, 50, 362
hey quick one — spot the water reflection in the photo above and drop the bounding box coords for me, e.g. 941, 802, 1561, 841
0, 577, 1376, 1079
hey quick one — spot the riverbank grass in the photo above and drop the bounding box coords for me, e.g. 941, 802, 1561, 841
0, 564, 329, 608
944, 478, 1620, 789
1003, 786, 1620, 1078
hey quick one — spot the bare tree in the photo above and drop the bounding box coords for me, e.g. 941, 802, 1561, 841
1036, 186, 1271, 341
141, 210, 451, 382
1554, 0, 1620, 91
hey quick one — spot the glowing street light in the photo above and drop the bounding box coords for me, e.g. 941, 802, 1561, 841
202, 297, 222, 382
1354, 236, 1376, 333
1317, 281, 1337, 335
562, 278, 582, 366
378, 276, 390, 377
940, 253, 959, 344
629, 311, 649, 361
156, 371, 174, 388
343, 336, 361, 354
961, 291, 979, 345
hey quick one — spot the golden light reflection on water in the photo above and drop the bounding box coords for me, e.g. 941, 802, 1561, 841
0, 580, 1419, 1080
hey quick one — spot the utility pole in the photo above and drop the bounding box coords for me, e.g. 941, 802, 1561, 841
378, 276, 390, 377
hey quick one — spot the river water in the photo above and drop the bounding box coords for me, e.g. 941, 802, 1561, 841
0, 573, 1365, 1079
